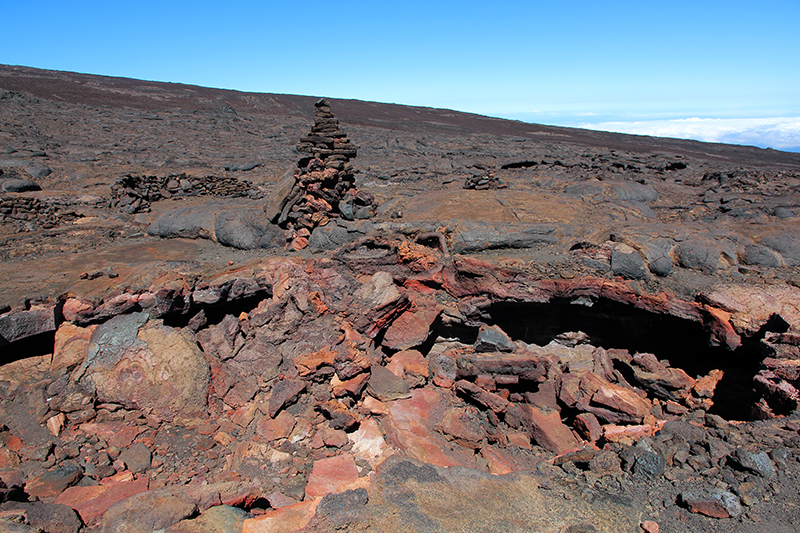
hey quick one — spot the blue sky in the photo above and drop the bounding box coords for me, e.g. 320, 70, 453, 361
3, 1, 800, 151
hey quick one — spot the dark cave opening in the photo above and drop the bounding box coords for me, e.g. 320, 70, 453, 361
0, 331, 57, 365
162, 291, 270, 329
434, 298, 771, 420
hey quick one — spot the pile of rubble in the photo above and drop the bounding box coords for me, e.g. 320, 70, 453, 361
463, 171, 506, 190
110, 173, 262, 214
1, 232, 799, 530
266, 99, 375, 250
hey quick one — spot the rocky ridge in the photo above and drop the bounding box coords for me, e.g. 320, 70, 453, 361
0, 64, 799, 532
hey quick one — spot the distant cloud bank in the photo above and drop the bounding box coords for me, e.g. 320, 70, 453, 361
577, 116, 800, 153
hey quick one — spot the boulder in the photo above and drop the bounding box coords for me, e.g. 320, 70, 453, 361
214, 208, 283, 249
101, 490, 197, 533
0, 306, 55, 346
165, 505, 250, 533
72, 313, 209, 421
147, 206, 217, 240
0, 178, 40, 193
762, 233, 800, 266
0, 502, 82, 533
610, 243, 648, 280
450, 221, 561, 254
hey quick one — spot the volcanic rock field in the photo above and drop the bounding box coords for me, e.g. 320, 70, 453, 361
1, 64, 800, 532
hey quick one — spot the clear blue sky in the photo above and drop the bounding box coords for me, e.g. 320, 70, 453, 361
3, 1, 800, 150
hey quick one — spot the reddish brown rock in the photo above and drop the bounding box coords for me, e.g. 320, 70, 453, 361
316, 400, 360, 431
55, 478, 150, 526
573, 412, 603, 443
436, 408, 486, 448
384, 388, 477, 468
242, 498, 319, 533
517, 404, 580, 455
100, 489, 197, 533
455, 380, 509, 413
579, 372, 651, 423
304, 454, 359, 498
331, 372, 370, 398
294, 349, 336, 379
382, 305, 438, 351
25, 465, 82, 500
51, 322, 95, 372
256, 411, 295, 442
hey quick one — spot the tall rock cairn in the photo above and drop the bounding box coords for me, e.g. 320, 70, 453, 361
268, 98, 374, 250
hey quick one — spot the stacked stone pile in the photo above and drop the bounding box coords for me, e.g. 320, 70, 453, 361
111, 173, 262, 214
266, 99, 375, 250
463, 171, 507, 190
0, 195, 82, 232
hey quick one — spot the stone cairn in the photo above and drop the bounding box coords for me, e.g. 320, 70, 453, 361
267, 98, 375, 250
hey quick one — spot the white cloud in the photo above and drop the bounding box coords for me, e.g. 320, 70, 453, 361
577, 116, 800, 152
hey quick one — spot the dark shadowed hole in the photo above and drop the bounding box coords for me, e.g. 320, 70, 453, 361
162, 292, 269, 329
0, 331, 56, 365
433, 298, 775, 420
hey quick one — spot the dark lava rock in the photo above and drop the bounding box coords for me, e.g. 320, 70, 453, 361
25, 166, 51, 180
611, 244, 648, 280
762, 233, 800, 266
147, 206, 216, 240
214, 208, 283, 249
268, 379, 307, 418
742, 244, 783, 267
313, 488, 369, 529
729, 448, 777, 479
474, 324, 515, 353
632, 450, 666, 480
450, 221, 562, 254
0, 178, 40, 193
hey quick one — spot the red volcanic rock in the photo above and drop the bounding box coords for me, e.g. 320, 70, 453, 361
384, 388, 478, 468
515, 404, 580, 455
304, 454, 359, 498
25, 465, 82, 500
56, 478, 150, 526
455, 380, 509, 413
579, 372, 652, 423
256, 411, 295, 442
382, 305, 438, 351
242, 498, 319, 533
294, 348, 336, 379
386, 349, 429, 387
573, 413, 603, 443
317, 400, 361, 431
100, 489, 198, 533
51, 322, 95, 372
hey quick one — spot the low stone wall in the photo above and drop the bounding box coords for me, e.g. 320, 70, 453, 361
0, 195, 82, 231
110, 172, 263, 213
